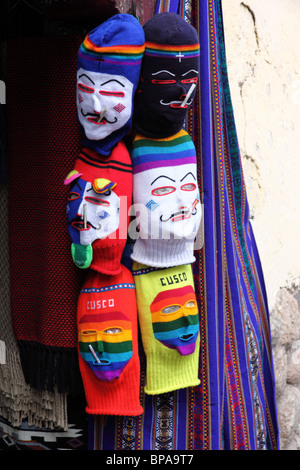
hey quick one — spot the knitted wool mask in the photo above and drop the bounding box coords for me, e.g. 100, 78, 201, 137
77, 265, 143, 415
66, 174, 119, 247
130, 130, 202, 267
77, 13, 145, 155
150, 284, 199, 355
132, 262, 200, 395
134, 12, 200, 138
64, 141, 132, 274
78, 304, 132, 382
78, 275, 134, 381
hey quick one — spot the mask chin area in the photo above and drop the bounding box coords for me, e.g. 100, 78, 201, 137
176, 340, 197, 356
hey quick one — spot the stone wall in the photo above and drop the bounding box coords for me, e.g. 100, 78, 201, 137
271, 288, 300, 449
223, 1, 300, 450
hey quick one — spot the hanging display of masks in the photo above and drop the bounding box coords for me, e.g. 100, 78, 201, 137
64, 11, 202, 415
64, 13, 145, 416
131, 12, 202, 269
130, 12, 202, 394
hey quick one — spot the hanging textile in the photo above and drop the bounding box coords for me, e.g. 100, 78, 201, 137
193, 0, 279, 449
7, 35, 85, 394
0, 184, 69, 431
89, 0, 279, 450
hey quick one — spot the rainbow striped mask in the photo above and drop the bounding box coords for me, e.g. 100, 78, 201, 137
78, 310, 133, 381
150, 285, 199, 355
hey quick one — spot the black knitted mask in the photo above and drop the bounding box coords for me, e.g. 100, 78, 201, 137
134, 12, 200, 138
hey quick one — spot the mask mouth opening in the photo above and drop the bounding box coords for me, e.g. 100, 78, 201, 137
71, 220, 91, 231
171, 210, 191, 222
170, 102, 188, 108
93, 358, 111, 366
180, 333, 194, 342
87, 116, 107, 125
88, 344, 112, 366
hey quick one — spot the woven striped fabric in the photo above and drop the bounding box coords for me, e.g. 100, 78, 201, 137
88, 0, 279, 450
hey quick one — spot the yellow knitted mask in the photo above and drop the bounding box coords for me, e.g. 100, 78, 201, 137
132, 262, 200, 395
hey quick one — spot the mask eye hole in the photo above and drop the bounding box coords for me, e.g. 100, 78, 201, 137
181, 77, 198, 84
152, 186, 176, 196
186, 300, 196, 308
78, 83, 94, 93
104, 327, 122, 334
151, 79, 176, 84
82, 329, 97, 336
85, 196, 110, 206
68, 192, 80, 201
99, 90, 125, 97
161, 305, 181, 314
181, 183, 196, 191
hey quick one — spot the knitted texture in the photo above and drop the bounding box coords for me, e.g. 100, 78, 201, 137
64, 142, 132, 275
7, 35, 85, 393
134, 12, 200, 138
0, 185, 68, 430
77, 266, 143, 415
77, 13, 145, 155
131, 130, 202, 267
132, 262, 200, 395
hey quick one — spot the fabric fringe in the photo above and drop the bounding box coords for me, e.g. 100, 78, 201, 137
0, 184, 69, 431
0, 348, 68, 431
18, 340, 83, 396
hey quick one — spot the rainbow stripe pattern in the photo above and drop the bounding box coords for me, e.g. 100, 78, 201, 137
78, 35, 145, 67
145, 41, 200, 59
78, 310, 133, 382
131, 129, 197, 174
150, 285, 199, 355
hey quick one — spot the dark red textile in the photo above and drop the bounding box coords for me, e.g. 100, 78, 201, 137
7, 35, 85, 393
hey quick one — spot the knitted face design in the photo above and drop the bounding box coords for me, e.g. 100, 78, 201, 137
77, 68, 133, 141
136, 52, 199, 134
78, 310, 133, 382
134, 12, 200, 137
150, 285, 199, 355
134, 162, 201, 241
76, 14, 145, 155
66, 176, 120, 246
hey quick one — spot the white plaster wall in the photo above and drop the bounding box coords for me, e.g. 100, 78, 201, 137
222, 0, 300, 310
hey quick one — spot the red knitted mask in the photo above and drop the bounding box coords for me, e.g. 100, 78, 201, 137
76, 265, 143, 416
64, 141, 132, 275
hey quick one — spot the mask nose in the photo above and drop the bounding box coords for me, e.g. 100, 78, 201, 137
92, 92, 101, 112
176, 82, 186, 99
97, 339, 104, 354
76, 197, 84, 216
176, 189, 188, 208
92, 94, 107, 121
180, 83, 197, 107
76, 200, 88, 227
